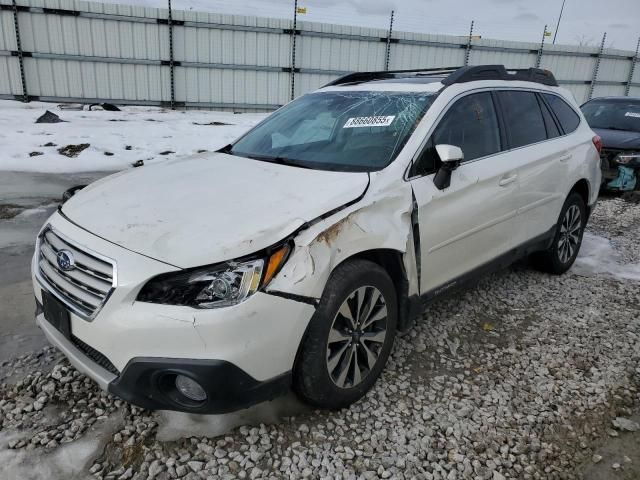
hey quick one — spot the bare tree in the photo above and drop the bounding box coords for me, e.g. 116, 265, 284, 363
574, 34, 596, 47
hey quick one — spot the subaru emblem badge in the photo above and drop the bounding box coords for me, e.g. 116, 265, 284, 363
56, 250, 76, 271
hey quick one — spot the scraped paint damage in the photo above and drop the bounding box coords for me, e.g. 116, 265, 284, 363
268, 180, 418, 301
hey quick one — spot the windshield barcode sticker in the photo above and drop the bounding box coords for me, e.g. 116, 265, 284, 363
625, 112, 640, 118
343, 116, 395, 128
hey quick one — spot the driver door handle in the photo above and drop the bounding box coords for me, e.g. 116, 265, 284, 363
499, 173, 518, 187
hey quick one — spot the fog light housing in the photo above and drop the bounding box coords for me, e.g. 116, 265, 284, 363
175, 375, 207, 402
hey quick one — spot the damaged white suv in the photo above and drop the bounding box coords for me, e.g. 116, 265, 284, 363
33, 65, 601, 413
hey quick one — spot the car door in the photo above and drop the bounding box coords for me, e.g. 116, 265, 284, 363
494, 90, 569, 245
409, 91, 519, 296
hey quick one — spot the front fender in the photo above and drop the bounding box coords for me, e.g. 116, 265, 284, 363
267, 183, 416, 300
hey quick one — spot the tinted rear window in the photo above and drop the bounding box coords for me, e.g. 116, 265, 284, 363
581, 99, 640, 133
544, 94, 580, 134
498, 91, 547, 148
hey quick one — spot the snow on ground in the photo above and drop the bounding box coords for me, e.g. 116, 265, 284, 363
0, 413, 122, 480
0, 100, 267, 174
155, 393, 307, 442
573, 232, 640, 281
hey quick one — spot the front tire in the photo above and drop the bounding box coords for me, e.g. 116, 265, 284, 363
531, 192, 586, 275
293, 259, 397, 409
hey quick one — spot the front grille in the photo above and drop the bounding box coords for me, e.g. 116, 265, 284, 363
71, 335, 120, 376
37, 227, 115, 319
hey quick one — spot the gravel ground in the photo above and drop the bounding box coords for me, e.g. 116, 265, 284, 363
1, 197, 639, 480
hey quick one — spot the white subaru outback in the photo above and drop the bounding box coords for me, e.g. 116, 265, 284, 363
32, 65, 601, 413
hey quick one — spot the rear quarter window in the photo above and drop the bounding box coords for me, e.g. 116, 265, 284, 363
543, 94, 580, 134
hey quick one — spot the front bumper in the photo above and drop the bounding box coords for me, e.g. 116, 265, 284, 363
37, 309, 291, 413
33, 212, 317, 413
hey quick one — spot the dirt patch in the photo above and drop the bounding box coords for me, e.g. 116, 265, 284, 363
622, 191, 640, 204
29, 152, 43, 157
0, 204, 25, 219
193, 121, 232, 126
576, 407, 640, 479
35, 110, 65, 124
57, 144, 90, 158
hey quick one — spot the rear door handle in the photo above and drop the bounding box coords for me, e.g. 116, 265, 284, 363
559, 153, 572, 162
499, 174, 518, 187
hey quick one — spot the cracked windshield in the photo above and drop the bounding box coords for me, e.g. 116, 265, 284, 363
230, 91, 435, 171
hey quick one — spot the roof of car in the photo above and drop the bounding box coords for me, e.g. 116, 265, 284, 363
323, 65, 559, 90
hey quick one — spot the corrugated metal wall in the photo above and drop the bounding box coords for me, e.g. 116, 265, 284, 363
1, 0, 639, 111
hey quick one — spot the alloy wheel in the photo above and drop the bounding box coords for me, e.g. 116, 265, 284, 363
558, 204, 581, 264
326, 286, 388, 389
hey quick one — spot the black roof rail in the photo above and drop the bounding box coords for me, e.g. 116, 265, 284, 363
324, 66, 462, 87
324, 64, 559, 89
441, 65, 558, 87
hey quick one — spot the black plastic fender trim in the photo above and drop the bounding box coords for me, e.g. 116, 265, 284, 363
265, 290, 319, 307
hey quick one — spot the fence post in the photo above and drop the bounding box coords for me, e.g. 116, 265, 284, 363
624, 36, 640, 96
535, 25, 547, 68
587, 32, 606, 100
11, 0, 28, 102
464, 21, 474, 66
384, 10, 394, 71
167, 0, 176, 109
289, 0, 299, 101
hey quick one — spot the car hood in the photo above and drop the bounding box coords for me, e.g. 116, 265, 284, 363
62, 153, 369, 268
593, 128, 640, 151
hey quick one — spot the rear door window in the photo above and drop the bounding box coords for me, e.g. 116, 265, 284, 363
543, 94, 580, 134
498, 91, 547, 148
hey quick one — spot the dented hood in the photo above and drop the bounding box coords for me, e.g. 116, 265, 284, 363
62, 153, 369, 267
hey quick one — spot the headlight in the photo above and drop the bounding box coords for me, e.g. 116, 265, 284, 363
615, 152, 640, 165
137, 244, 290, 308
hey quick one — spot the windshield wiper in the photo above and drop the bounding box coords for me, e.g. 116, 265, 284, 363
244, 154, 314, 169
217, 143, 233, 154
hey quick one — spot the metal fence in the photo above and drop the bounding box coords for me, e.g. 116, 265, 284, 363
1, 0, 639, 112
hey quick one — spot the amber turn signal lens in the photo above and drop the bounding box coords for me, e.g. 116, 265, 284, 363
262, 245, 290, 286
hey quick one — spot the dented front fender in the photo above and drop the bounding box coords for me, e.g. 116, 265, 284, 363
267, 176, 418, 300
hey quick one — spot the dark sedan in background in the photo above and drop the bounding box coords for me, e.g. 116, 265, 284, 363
581, 97, 640, 192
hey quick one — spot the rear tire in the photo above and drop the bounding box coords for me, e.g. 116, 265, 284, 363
293, 259, 397, 409
530, 192, 586, 275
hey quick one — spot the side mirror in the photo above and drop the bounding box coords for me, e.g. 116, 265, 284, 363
433, 144, 463, 190
435, 144, 464, 163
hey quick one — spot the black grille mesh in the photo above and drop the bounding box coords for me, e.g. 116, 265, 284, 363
71, 335, 120, 376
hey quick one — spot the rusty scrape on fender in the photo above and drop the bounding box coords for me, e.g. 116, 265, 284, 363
268, 177, 418, 301
315, 210, 365, 245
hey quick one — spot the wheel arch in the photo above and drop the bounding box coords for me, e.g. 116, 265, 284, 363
290, 249, 413, 387
332, 248, 414, 333
568, 178, 592, 217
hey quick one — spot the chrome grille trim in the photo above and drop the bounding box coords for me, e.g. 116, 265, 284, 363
36, 226, 117, 320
